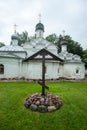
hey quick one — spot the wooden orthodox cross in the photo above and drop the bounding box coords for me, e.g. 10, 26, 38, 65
38, 50, 49, 96
23, 48, 63, 96
42, 51, 46, 95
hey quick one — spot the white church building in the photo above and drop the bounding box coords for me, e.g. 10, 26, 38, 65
0, 20, 85, 80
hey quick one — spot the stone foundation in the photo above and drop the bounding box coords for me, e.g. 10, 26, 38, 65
24, 92, 63, 112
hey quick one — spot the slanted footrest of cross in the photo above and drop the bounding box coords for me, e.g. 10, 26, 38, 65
38, 80, 49, 90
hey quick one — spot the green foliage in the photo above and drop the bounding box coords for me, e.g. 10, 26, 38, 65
0, 82, 87, 130
58, 35, 83, 58
46, 34, 83, 58
46, 34, 59, 53
83, 49, 87, 68
46, 33, 58, 43
17, 31, 30, 46
85, 74, 87, 78
0, 42, 5, 48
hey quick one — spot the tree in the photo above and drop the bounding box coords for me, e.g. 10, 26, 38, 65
0, 42, 5, 48
46, 33, 58, 43
17, 31, 30, 46
83, 49, 87, 68
46, 34, 83, 58
46, 34, 59, 53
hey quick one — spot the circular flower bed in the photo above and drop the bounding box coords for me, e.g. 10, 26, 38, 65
24, 93, 63, 112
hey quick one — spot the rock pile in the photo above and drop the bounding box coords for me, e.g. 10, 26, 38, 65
24, 93, 63, 112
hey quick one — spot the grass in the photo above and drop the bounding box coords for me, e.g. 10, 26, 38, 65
0, 81, 87, 130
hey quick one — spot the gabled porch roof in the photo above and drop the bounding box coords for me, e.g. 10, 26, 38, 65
23, 49, 64, 62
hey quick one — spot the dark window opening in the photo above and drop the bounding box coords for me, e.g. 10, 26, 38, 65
76, 69, 79, 74
0, 64, 4, 74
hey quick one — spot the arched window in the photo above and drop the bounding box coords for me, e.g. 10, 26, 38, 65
76, 69, 79, 74
0, 64, 4, 74
76, 67, 80, 74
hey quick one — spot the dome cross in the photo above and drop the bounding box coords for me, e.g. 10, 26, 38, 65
14, 24, 17, 34
62, 30, 65, 37
39, 14, 41, 23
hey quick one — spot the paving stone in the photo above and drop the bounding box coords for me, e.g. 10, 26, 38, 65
24, 101, 30, 108
38, 105, 47, 112
48, 106, 56, 112
30, 104, 37, 111
24, 92, 63, 112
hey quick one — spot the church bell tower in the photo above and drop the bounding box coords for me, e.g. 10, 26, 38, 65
11, 24, 19, 46
35, 14, 44, 38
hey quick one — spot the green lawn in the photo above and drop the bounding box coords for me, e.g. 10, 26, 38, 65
0, 81, 87, 130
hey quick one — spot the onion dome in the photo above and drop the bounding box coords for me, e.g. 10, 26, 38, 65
60, 39, 68, 45
11, 33, 19, 40
35, 22, 44, 32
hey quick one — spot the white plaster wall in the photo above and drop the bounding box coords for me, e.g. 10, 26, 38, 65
22, 61, 60, 79
36, 30, 43, 38
63, 62, 85, 79
58, 63, 64, 77
22, 61, 42, 79
13, 52, 26, 58
61, 45, 67, 52
45, 62, 59, 79
0, 58, 20, 78
0, 57, 85, 80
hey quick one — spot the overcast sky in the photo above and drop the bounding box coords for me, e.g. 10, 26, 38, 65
0, 0, 87, 49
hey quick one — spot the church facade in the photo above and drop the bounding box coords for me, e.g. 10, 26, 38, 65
0, 21, 85, 80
